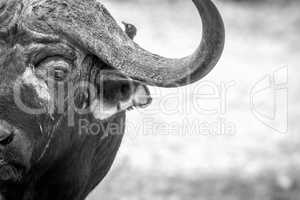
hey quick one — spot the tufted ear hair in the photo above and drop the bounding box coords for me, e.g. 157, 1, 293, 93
90, 72, 152, 120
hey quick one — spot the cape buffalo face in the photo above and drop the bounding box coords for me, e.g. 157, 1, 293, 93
0, 0, 224, 186
0, 30, 152, 183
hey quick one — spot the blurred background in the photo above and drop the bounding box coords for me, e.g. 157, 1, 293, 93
88, 0, 300, 199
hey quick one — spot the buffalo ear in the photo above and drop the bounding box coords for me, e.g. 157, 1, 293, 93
90, 77, 152, 121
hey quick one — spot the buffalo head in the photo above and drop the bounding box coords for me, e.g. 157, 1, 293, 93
0, 0, 224, 199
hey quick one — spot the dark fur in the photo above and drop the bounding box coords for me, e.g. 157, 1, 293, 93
0, 56, 127, 200
0, 27, 137, 199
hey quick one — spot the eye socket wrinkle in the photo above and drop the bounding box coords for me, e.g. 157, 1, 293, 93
34, 55, 71, 69
36, 56, 73, 69
25, 43, 77, 67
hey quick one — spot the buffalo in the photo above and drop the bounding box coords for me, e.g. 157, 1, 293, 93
0, 0, 225, 199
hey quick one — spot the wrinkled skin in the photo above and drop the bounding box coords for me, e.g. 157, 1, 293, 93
0, 23, 150, 200
0, 0, 225, 199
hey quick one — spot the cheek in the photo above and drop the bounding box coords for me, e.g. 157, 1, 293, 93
21, 68, 51, 102
16, 68, 56, 115
8, 130, 33, 170
19, 68, 79, 117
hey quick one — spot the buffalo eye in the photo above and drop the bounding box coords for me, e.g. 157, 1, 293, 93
35, 56, 73, 82
52, 68, 68, 81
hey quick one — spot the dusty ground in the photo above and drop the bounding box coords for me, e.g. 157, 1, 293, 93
88, 1, 300, 199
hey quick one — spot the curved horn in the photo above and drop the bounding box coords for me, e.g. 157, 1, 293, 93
23, 0, 225, 87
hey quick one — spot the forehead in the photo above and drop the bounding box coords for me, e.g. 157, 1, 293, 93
0, 28, 85, 65
0, 0, 90, 64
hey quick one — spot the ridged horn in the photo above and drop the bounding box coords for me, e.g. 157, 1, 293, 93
23, 0, 225, 87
